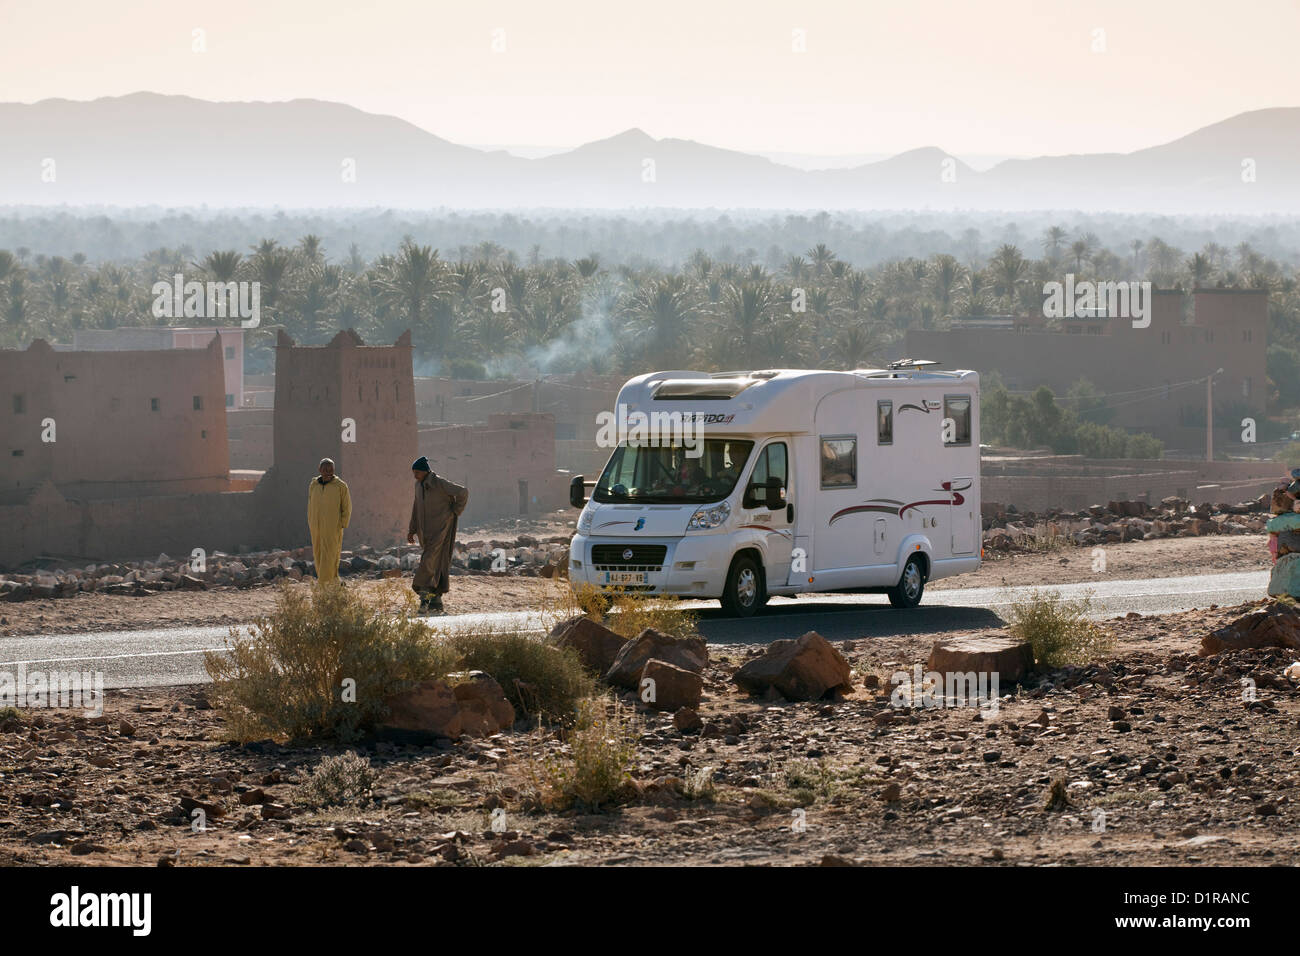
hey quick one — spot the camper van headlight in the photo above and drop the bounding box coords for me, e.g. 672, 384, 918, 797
687, 501, 730, 531
577, 506, 594, 534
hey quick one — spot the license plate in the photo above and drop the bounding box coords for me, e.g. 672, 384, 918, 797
603, 571, 646, 585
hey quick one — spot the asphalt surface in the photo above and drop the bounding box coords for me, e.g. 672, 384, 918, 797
0, 570, 1269, 688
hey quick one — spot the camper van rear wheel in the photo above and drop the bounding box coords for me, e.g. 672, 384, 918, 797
721, 554, 765, 617
888, 555, 926, 609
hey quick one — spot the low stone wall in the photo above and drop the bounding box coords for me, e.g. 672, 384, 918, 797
981, 456, 1283, 512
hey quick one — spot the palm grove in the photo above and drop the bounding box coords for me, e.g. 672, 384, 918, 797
3, 223, 1299, 457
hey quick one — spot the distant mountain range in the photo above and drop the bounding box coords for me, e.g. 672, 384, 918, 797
1, 93, 1297, 212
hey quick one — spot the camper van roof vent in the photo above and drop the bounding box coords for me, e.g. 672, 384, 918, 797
886, 358, 940, 370
652, 378, 756, 400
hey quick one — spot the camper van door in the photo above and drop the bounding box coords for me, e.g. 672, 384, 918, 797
740, 440, 794, 585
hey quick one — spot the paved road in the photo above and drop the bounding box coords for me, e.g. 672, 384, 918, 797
0, 570, 1269, 688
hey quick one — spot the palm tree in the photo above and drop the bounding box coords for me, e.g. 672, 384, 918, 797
198, 250, 243, 282
1129, 239, 1144, 276
250, 246, 293, 312
712, 282, 779, 369
1068, 240, 1090, 272
297, 235, 325, 266
622, 275, 696, 368
928, 254, 966, 318
989, 244, 1027, 312
380, 239, 455, 338
830, 323, 885, 369
1186, 253, 1213, 287
1041, 226, 1068, 261
806, 243, 837, 278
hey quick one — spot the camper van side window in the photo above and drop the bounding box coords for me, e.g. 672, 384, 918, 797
743, 443, 788, 508
877, 401, 893, 445
942, 395, 971, 446
820, 437, 857, 489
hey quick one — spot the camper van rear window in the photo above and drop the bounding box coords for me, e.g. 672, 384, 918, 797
651, 379, 754, 400
943, 395, 971, 446
820, 436, 857, 489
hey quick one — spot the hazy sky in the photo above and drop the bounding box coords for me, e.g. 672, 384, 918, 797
3, 0, 1297, 158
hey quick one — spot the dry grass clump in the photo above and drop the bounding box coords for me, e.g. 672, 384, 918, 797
434, 624, 596, 723
1005, 588, 1115, 669
549, 581, 700, 641
524, 697, 638, 812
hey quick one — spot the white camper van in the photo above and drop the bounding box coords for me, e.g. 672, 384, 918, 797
567, 362, 981, 616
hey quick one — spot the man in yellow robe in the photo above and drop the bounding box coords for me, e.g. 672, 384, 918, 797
308, 458, 352, 586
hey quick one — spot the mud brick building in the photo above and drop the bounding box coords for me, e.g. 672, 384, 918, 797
418, 412, 570, 523
2, 336, 231, 501
0, 335, 251, 567
260, 329, 417, 549
906, 289, 1268, 448
0, 329, 418, 567
71, 325, 246, 409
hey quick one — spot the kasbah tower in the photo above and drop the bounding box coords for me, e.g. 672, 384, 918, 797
263, 329, 416, 551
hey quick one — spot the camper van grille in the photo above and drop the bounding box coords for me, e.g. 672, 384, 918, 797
592, 544, 667, 569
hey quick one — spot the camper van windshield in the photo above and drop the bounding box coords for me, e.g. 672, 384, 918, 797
594, 439, 754, 504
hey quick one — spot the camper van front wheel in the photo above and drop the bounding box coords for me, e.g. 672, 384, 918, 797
888, 555, 926, 609
721, 554, 765, 617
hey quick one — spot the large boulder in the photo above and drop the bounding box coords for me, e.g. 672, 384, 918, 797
549, 615, 629, 675
733, 631, 852, 701
1201, 602, 1300, 656
450, 671, 516, 736
640, 659, 703, 712
927, 633, 1035, 684
377, 680, 462, 741
604, 628, 708, 688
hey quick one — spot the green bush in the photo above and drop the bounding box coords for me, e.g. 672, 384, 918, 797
1005, 588, 1115, 669
204, 582, 458, 743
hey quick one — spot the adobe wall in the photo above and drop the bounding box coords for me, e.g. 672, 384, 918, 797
0, 479, 259, 570
226, 407, 274, 470
414, 374, 620, 471
73, 326, 245, 409
172, 328, 245, 408
418, 412, 569, 522
0, 337, 230, 500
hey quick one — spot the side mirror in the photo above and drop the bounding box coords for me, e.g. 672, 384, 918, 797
569, 474, 587, 509
765, 477, 784, 510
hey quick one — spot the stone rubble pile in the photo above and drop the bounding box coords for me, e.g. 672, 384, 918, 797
981, 494, 1268, 552
0, 535, 572, 602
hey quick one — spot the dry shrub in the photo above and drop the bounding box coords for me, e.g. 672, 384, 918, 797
1045, 775, 1073, 811
1005, 588, 1115, 669
298, 751, 377, 808
526, 697, 637, 812
435, 624, 596, 722
204, 582, 457, 743
547, 581, 699, 641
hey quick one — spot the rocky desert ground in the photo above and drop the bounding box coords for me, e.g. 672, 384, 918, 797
2, 588, 1297, 867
